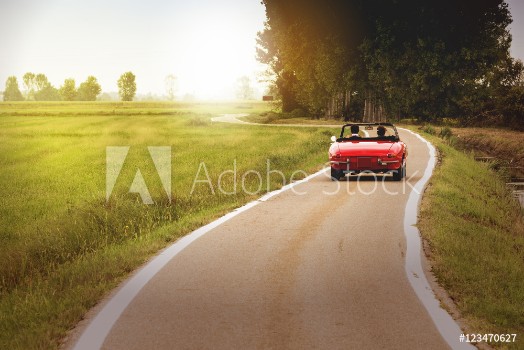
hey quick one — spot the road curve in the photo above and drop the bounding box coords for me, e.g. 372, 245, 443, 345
67, 121, 472, 349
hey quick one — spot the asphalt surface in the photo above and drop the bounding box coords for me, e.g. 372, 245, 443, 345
69, 128, 459, 349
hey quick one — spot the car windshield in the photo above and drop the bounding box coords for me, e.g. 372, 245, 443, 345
340, 124, 398, 140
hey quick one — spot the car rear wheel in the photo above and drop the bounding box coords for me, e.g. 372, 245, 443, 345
331, 167, 343, 181
393, 162, 406, 181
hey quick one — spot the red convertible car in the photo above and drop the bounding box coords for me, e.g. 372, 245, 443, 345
329, 123, 407, 181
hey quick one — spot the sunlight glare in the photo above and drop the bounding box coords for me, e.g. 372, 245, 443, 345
175, 15, 255, 99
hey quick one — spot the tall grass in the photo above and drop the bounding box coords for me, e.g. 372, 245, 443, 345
0, 102, 335, 349
415, 128, 524, 349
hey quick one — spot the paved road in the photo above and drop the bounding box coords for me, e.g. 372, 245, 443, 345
69, 127, 468, 349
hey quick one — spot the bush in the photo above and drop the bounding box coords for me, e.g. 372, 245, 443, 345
290, 108, 306, 118
421, 124, 436, 135
439, 126, 453, 140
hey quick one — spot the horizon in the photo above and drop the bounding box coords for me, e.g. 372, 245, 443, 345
0, 0, 268, 100
1, 0, 523, 101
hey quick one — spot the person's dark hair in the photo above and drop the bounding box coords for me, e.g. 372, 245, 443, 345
350, 124, 359, 134
377, 126, 386, 137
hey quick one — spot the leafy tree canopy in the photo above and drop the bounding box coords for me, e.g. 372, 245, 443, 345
59, 78, 77, 101
118, 72, 137, 102
3, 76, 24, 101
258, 0, 520, 123
77, 76, 101, 101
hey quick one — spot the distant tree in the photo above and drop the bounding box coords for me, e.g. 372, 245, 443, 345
23, 72, 36, 100
165, 74, 177, 101
59, 78, 77, 101
20, 73, 60, 101
3, 76, 24, 101
117, 72, 136, 101
236, 76, 255, 100
34, 84, 61, 101
34, 73, 49, 91
77, 76, 102, 101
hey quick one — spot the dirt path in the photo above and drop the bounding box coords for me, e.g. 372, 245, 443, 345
211, 114, 342, 128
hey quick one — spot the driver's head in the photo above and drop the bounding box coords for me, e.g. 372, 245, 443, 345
377, 126, 386, 137
350, 124, 359, 135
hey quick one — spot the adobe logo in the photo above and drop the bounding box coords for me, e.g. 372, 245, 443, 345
106, 146, 171, 204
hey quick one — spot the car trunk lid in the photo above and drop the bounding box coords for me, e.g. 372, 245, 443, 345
336, 141, 395, 157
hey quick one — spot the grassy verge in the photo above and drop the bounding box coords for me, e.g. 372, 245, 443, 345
0, 101, 334, 349
412, 126, 524, 349
451, 127, 524, 178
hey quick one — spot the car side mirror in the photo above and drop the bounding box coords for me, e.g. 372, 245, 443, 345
331, 136, 337, 142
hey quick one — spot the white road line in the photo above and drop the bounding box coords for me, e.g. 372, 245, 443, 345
72, 168, 328, 350
400, 128, 474, 350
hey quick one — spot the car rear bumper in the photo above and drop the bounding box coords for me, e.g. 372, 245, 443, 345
330, 156, 402, 172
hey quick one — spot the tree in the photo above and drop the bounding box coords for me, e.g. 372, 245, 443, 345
258, 0, 514, 122
236, 76, 255, 100
34, 84, 61, 101
117, 72, 136, 101
77, 76, 101, 101
59, 78, 77, 101
165, 74, 177, 101
34, 73, 49, 91
21, 72, 61, 101
28, 73, 60, 101
3, 76, 24, 101
358, 0, 513, 121
23, 72, 36, 100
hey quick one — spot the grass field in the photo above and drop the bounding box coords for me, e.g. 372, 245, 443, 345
2, 103, 523, 349
0, 101, 336, 349
412, 127, 524, 349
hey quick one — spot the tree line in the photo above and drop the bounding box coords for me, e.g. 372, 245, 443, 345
258, 0, 524, 127
3, 72, 137, 102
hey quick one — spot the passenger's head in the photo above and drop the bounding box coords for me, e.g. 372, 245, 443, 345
377, 126, 386, 137
350, 124, 359, 135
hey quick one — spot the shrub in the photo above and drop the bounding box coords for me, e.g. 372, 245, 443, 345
421, 124, 436, 135
439, 126, 453, 140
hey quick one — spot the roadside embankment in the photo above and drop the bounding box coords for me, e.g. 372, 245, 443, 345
413, 127, 524, 349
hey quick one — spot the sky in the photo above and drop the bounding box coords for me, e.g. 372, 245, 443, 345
0, 0, 268, 99
506, 0, 524, 61
0, 0, 523, 100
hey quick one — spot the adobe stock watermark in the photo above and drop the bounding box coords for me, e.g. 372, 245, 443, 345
320, 167, 421, 196
106, 146, 171, 204
190, 159, 309, 196
189, 159, 421, 197
106, 146, 421, 204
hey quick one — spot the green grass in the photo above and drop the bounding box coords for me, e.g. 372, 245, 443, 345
0, 101, 335, 349
414, 127, 524, 349
3, 104, 522, 349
